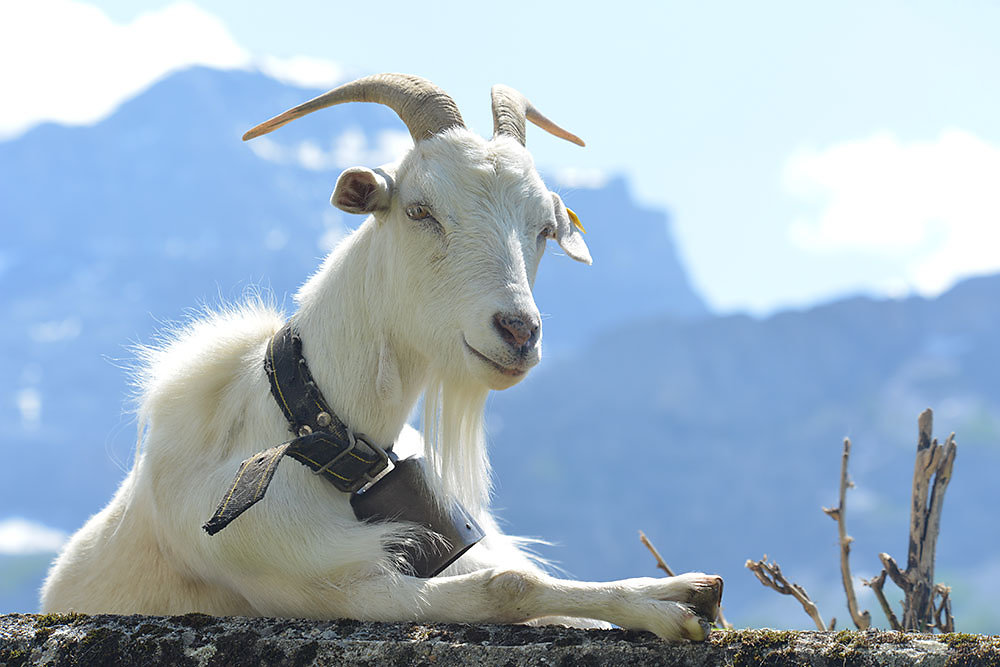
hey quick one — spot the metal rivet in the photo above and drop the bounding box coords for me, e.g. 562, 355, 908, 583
316, 412, 332, 427
298, 425, 312, 436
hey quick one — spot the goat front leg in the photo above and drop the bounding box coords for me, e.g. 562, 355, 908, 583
333, 569, 723, 641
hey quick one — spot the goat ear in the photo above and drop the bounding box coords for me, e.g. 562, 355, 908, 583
331, 167, 392, 214
551, 193, 592, 265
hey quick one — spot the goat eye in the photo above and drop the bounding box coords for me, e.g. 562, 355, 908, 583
537, 225, 555, 244
406, 204, 432, 221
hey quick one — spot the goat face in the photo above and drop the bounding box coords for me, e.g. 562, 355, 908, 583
331, 130, 591, 390
244, 74, 590, 390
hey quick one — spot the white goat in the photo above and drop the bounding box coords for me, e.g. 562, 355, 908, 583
41, 74, 722, 640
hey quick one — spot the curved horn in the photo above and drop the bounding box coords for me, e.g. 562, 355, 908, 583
490, 84, 585, 147
243, 73, 465, 143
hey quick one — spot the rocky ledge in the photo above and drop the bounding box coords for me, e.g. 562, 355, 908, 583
1, 613, 997, 666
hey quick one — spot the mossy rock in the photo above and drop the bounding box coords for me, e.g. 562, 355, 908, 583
1, 615, 998, 666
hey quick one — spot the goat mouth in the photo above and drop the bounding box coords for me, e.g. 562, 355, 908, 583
463, 338, 527, 377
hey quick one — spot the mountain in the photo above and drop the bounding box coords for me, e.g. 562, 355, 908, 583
0, 66, 704, 611
486, 274, 1000, 631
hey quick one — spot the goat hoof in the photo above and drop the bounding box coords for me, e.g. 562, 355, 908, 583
686, 574, 723, 625
681, 613, 712, 641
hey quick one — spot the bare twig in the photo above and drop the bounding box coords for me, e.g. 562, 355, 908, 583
746, 556, 829, 631
879, 552, 908, 591
822, 437, 871, 630
879, 409, 957, 631
933, 584, 955, 633
747, 409, 956, 632
639, 530, 675, 576
863, 570, 903, 631
639, 531, 733, 629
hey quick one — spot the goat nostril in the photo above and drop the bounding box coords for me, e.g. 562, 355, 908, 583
493, 313, 539, 349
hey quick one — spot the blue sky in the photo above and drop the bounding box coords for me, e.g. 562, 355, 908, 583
4, 0, 1000, 314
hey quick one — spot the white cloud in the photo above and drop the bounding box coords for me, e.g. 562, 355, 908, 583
256, 54, 343, 89
551, 167, 609, 190
248, 128, 413, 171
16, 388, 42, 429
30, 317, 82, 343
0, 518, 67, 555
0, 1, 248, 138
783, 129, 1000, 297
0, 1, 345, 140
263, 227, 288, 252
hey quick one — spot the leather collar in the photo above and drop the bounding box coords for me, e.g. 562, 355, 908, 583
203, 322, 484, 578
263, 323, 394, 493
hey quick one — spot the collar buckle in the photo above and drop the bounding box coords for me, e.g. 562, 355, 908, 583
311, 429, 395, 494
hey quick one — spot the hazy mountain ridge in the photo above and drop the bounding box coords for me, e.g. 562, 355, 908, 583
486, 274, 1000, 629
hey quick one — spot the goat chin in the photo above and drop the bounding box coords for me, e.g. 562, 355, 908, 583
41, 75, 721, 642
461, 348, 534, 391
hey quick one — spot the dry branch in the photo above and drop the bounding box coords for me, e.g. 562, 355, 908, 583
638, 530, 676, 576
747, 409, 957, 633
878, 409, 957, 631
746, 556, 829, 630
933, 584, 954, 633
863, 570, 902, 631
821, 437, 871, 629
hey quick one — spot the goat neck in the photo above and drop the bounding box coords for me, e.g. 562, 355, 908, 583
290, 221, 427, 450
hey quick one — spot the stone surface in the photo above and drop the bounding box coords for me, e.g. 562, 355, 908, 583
1, 614, 997, 666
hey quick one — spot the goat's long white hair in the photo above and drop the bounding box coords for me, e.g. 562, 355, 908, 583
132, 297, 492, 515
422, 375, 491, 511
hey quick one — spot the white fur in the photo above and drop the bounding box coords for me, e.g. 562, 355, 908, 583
41, 128, 720, 640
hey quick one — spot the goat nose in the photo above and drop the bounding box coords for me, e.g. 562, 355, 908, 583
493, 312, 540, 349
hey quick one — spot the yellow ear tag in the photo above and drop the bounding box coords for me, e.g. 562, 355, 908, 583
566, 207, 586, 234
